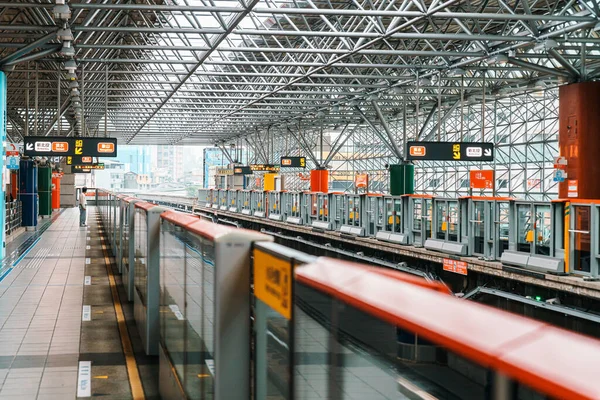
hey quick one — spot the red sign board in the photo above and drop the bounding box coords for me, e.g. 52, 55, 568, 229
354, 173, 368, 189
443, 258, 468, 276
470, 170, 494, 190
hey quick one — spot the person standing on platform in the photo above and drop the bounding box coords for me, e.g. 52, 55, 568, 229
79, 187, 88, 227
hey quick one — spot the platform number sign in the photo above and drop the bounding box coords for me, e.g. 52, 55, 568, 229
280, 156, 306, 168
75, 139, 83, 155
407, 141, 494, 162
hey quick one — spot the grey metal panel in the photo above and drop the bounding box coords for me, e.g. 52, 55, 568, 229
375, 231, 390, 241
268, 213, 282, 221
424, 238, 445, 252
387, 232, 409, 245
229, 207, 238, 212
312, 220, 332, 230
527, 255, 564, 274
500, 250, 530, 268
441, 242, 468, 256
286, 216, 302, 225
254, 211, 265, 218
241, 209, 251, 215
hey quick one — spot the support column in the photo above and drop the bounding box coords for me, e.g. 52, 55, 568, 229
310, 169, 329, 193
19, 159, 38, 230
52, 173, 61, 210
0, 72, 6, 258
38, 164, 52, 217
389, 164, 414, 196
559, 82, 600, 199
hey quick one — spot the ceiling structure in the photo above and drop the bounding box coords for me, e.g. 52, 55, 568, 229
0, 0, 598, 147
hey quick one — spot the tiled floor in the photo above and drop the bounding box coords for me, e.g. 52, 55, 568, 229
0, 209, 86, 399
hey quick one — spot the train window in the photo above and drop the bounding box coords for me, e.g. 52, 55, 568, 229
517, 204, 532, 253
534, 205, 551, 256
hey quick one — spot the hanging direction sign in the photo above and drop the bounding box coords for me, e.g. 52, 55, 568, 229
407, 141, 494, 162
280, 156, 306, 168
66, 156, 95, 165
250, 164, 279, 172
73, 163, 104, 170
233, 166, 252, 175
24, 137, 117, 157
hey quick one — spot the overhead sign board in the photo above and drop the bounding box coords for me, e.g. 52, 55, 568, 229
75, 169, 91, 174
24, 137, 118, 157
354, 173, 369, 189
233, 166, 252, 175
250, 164, 279, 172
216, 168, 233, 176
280, 156, 306, 168
74, 163, 104, 170
253, 248, 292, 320
470, 170, 494, 189
406, 141, 494, 162
66, 156, 94, 165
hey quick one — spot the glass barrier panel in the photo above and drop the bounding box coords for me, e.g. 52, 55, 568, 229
448, 200, 459, 242
534, 204, 551, 256
134, 209, 148, 306
517, 204, 532, 253
436, 201, 447, 240
413, 198, 422, 231
498, 202, 510, 257
573, 205, 591, 273
295, 281, 552, 400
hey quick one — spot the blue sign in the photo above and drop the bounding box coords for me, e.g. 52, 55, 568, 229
553, 169, 565, 182
7, 156, 19, 170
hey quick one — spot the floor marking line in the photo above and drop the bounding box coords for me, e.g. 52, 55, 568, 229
11, 236, 42, 266
99, 225, 146, 400
0, 267, 13, 283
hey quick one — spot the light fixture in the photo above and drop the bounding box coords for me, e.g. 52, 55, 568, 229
418, 77, 431, 86
533, 39, 558, 52
448, 68, 466, 77
67, 72, 77, 81
71, 88, 80, 96
72, 95, 81, 102
390, 86, 403, 95
349, 99, 358, 107
367, 93, 379, 101
57, 27, 74, 41
59, 41, 75, 58
332, 104, 340, 113
63, 60, 77, 73
69, 80, 79, 89
53, 4, 71, 21
316, 111, 326, 119
486, 54, 509, 65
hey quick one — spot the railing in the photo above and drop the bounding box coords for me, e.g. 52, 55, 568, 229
97, 188, 600, 400
5, 200, 22, 236
192, 188, 592, 278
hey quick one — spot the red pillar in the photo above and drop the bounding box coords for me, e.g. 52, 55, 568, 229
10, 171, 18, 200
310, 169, 329, 193
559, 82, 600, 199
52, 176, 61, 210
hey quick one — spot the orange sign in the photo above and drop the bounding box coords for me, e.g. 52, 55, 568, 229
52, 172, 64, 178
409, 145, 426, 157
82, 156, 93, 163
97, 143, 115, 153
281, 159, 291, 166
52, 142, 69, 152
469, 170, 494, 189
443, 258, 468, 275
355, 173, 368, 189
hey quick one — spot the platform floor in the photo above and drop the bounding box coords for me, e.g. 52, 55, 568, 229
0, 208, 157, 400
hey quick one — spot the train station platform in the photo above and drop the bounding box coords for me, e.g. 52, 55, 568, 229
0, 207, 156, 400
0, 196, 599, 400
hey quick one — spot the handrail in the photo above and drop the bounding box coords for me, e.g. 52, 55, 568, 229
295, 257, 600, 400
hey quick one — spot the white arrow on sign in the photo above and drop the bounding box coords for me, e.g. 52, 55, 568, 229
484, 148, 492, 157
26, 143, 33, 150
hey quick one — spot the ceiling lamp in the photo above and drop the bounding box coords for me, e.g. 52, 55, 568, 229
390, 86, 403, 95
53, 4, 71, 21
59, 41, 75, 58
316, 111, 326, 119
367, 93, 379, 101
67, 72, 77, 81
57, 27, 74, 41
63, 59, 77, 73
349, 99, 358, 107
71, 88, 80, 96
418, 77, 431, 86
486, 54, 509, 65
332, 104, 340, 113
69, 80, 79, 89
